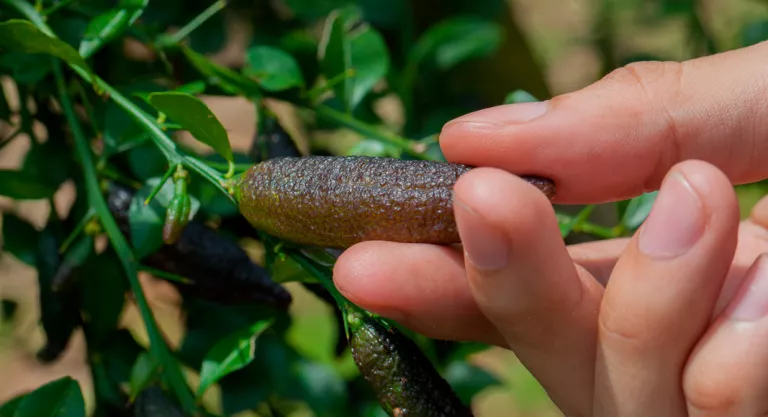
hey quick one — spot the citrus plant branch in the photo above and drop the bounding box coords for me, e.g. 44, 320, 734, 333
52, 61, 199, 414
7, 0, 234, 204
156, 0, 228, 47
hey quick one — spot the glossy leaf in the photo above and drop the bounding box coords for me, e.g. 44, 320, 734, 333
0, 170, 60, 200
318, 9, 389, 111
621, 191, 658, 231
129, 353, 161, 401
0, 20, 91, 74
78, 0, 149, 58
1, 214, 39, 267
347, 24, 389, 109
13, 376, 85, 417
148, 92, 234, 162
410, 16, 503, 71
196, 319, 274, 398
444, 361, 502, 404
244, 46, 305, 92
320, 11, 352, 110
128, 177, 200, 258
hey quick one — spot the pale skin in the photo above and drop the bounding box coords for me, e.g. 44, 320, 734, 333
332, 40, 768, 416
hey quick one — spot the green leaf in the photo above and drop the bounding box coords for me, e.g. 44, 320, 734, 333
320, 10, 352, 111
128, 177, 200, 259
244, 46, 305, 92
80, 250, 128, 345
621, 191, 658, 231
22, 138, 74, 190
742, 20, 768, 47
196, 319, 274, 398
410, 16, 504, 71
345, 139, 398, 157
0, 392, 24, 417
0, 53, 51, 85
444, 361, 502, 404
347, 23, 389, 110
0, 170, 59, 200
504, 89, 538, 104
126, 142, 166, 181
318, 8, 388, 111
559, 205, 596, 238
181, 46, 262, 98
14, 376, 85, 417
0, 82, 10, 123
129, 352, 161, 401
0, 20, 92, 75
1, 214, 39, 266
78, 0, 149, 58
148, 92, 233, 162
290, 360, 348, 417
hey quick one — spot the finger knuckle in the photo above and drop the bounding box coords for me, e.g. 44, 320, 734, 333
597, 296, 654, 351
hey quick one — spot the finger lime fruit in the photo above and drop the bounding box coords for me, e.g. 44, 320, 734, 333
349, 311, 474, 417
235, 156, 555, 249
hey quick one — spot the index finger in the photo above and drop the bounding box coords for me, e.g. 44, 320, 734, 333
440, 41, 768, 204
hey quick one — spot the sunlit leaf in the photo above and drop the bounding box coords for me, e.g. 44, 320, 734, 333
244, 46, 305, 92
78, 0, 149, 58
621, 191, 658, 231
196, 319, 274, 398
148, 92, 233, 162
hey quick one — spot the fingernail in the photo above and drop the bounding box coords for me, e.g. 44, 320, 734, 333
454, 197, 509, 271
729, 255, 768, 322
447, 101, 549, 127
638, 172, 705, 259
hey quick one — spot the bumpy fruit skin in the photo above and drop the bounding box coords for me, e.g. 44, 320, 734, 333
349, 312, 474, 417
236, 156, 555, 248
105, 182, 292, 309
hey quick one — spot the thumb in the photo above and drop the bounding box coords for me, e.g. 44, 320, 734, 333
440, 41, 768, 204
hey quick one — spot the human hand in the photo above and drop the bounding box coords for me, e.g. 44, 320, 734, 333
332, 41, 768, 415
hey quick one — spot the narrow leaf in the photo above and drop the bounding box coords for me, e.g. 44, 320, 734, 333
78, 0, 148, 58
148, 92, 233, 162
319, 11, 353, 111
129, 352, 161, 401
196, 319, 274, 398
0, 20, 91, 75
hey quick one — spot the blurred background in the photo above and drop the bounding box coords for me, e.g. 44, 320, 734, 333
2, 0, 768, 415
